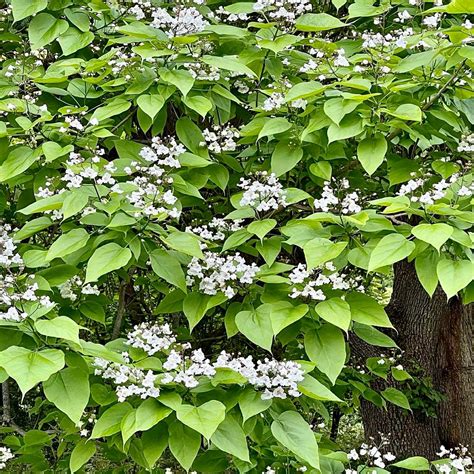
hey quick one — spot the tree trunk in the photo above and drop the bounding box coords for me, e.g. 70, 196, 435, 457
358, 260, 473, 458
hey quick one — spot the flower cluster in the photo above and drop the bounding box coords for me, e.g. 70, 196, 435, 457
126, 322, 176, 355
289, 262, 366, 301
93, 354, 160, 402
95, 323, 305, 401
313, 179, 362, 214
184, 62, 220, 81
397, 174, 473, 204
0, 447, 14, 469
436, 445, 472, 474
253, 0, 312, 25
458, 133, 474, 153
186, 252, 259, 298
346, 434, 396, 472
239, 172, 287, 213
60, 276, 99, 302
122, 136, 183, 218
201, 126, 240, 154
214, 352, 304, 399
0, 225, 23, 268
186, 217, 244, 242
0, 225, 53, 322
151, 6, 208, 37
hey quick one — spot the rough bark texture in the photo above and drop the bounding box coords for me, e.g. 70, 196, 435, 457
358, 260, 473, 458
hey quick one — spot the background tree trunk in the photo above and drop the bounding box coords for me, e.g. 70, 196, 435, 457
358, 260, 473, 458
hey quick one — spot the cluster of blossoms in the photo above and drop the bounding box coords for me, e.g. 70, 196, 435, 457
397, 173, 474, 204
436, 445, 472, 473
313, 179, 362, 214
186, 251, 259, 298
361, 28, 415, 50
123, 136, 183, 218
150, 5, 208, 37
59, 276, 99, 302
253, 0, 312, 25
95, 323, 304, 401
214, 352, 304, 400
299, 47, 350, 76
239, 172, 287, 213
183, 62, 220, 81
77, 411, 97, 438
186, 217, 244, 242
0, 447, 14, 469
289, 262, 365, 301
126, 322, 176, 355
458, 133, 474, 153
94, 353, 160, 402
201, 126, 240, 154
0, 225, 53, 322
346, 435, 396, 472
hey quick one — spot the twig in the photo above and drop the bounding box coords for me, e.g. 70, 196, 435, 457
112, 281, 127, 340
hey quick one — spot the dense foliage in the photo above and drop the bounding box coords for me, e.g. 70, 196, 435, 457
0, 0, 472, 472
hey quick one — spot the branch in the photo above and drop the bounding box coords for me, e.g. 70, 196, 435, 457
112, 281, 127, 340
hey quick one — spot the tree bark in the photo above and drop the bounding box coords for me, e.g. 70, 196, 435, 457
358, 260, 473, 458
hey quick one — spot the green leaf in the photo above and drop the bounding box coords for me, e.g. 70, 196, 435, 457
43, 367, 90, 424
315, 298, 351, 331
159, 68, 194, 97
12, 0, 47, 21
298, 374, 341, 402
46, 228, 89, 262
295, 13, 346, 31
357, 134, 387, 175
176, 401, 226, 439
382, 387, 411, 410
247, 219, 277, 241
271, 411, 319, 469
387, 104, 422, 122
202, 55, 257, 78
0, 347, 65, 396
324, 98, 359, 126
150, 249, 187, 292
137, 94, 165, 120
162, 230, 204, 258
239, 388, 272, 422
70, 440, 96, 474
85, 243, 132, 282
91, 403, 133, 438
346, 293, 392, 328
121, 399, 172, 444
15, 216, 53, 241
303, 238, 347, 270
258, 118, 292, 140
368, 234, 415, 271
58, 27, 94, 55
211, 416, 250, 462
327, 115, 363, 143
437, 259, 473, 298
91, 99, 131, 123
353, 323, 398, 348
183, 292, 226, 331
28, 13, 68, 50
184, 96, 213, 117
35, 317, 81, 344
0, 146, 40, 181
141, 424, 168, 469
235, 307, 273, 351
267, 302, 308, 334
412, 223, 453, 251
415, 251, 440, 297
394, 50, 437, 73
271, 142, 303, 176
391, 456, 430, 471
169, 422, 200, 471
305, 325, 346, 384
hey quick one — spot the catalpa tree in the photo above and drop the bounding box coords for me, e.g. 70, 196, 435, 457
0, 0, 472, 472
